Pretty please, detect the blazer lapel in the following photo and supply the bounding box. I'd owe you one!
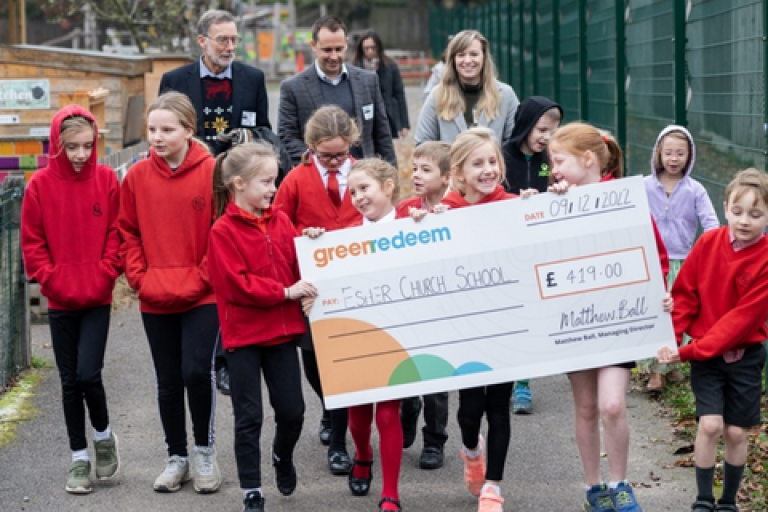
[231,62,245,129]
[453,112,468,133]
[349,68,366,128]
[188,62,205,134]
[303,70,326,112]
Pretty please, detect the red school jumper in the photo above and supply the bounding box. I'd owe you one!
[671,228,768,362]
[21,105,121,310]
[207,202,306,350]
[118,141,216,313]
[273,159,362,232]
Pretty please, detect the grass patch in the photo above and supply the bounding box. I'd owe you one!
[30,356,50,369]
[0,372,42,449]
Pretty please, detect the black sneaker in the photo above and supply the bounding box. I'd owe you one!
[216,367,231,395]
[272,453,297,496]
[242,490,265,512]
[419,445,444,469]
[318,418,331,446]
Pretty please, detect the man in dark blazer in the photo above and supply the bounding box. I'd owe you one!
[159,9,271,155]
[277,15,397,167]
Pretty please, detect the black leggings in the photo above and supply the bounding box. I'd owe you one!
[142,304,218,457]
[458,382,514,482]
[227,341,304,489]
[49,306,111,452]
[301,347,348,452]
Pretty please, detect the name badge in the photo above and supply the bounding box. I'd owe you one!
[241,111,257,127]
[362,104,374,121]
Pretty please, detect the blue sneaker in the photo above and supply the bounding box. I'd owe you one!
[584,484,616,512]
[512,382,533,414]
[612,481,643,511]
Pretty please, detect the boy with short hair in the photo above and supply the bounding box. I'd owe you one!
[502,96,563,414]
[396,141,452,469]
[657,168,768,512]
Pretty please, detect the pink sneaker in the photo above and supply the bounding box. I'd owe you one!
[478,487,504,512]
[459,435,486,497]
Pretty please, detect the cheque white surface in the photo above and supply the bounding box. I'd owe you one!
[295,176,674,409]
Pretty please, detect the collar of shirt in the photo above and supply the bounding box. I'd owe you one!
[729,229,765,251]
[363,207,396,225]
[200,58,233,80]
[314,156,352,199]
[314,61,349,85]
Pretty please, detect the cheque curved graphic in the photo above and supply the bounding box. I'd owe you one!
[311,318,495,396]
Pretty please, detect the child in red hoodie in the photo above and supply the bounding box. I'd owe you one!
[438,128,516,512]
[207,141,317,512]
[657,168,768,512]
[273,105,361,476]
[303,158,409,512]
[118,92,220,495]
[21,106,121,495]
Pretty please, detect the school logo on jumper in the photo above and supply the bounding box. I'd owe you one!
[538,164,550,177]
[313,227,452,268]
[92,203,102,216]
[191,196,206,211]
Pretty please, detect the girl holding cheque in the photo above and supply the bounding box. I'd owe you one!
[303,158,414,512]
[546,122,672,512]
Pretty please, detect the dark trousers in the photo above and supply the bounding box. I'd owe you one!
[300,347,348,452]
[458,382,514,481]
[142,304,218,457]
[227,341,305,489]
[49,305,111,452]
[400,393,449,447]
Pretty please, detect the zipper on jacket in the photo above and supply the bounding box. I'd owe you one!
[526,159,532,189]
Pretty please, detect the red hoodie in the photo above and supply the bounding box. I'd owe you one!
[207,202,306,349]
[21,106,121,310]
[118,140,216,313]
[273,158,362,232]
[441,184,517,209]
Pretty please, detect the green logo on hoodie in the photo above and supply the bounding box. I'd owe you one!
[539,164,550,177]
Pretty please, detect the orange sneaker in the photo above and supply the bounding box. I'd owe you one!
[460,435,486,497]
[478,487,504,512]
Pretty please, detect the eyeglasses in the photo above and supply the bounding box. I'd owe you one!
[315,151,349,163]
[204,34,242,46]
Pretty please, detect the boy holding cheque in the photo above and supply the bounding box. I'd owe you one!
[657,168,768,512]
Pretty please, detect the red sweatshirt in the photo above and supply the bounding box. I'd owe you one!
[395,196,424,218]
[672,227,768,362]
[118,141,216,313]
[207,203,306,350]
[273,159,361,232]
[441,184,517,209]
[21,106,120,310]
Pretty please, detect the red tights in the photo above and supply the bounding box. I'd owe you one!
[348,400,402,509]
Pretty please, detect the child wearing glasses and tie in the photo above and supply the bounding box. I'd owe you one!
[273,105,361,477]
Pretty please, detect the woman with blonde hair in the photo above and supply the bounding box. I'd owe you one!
[414,30,519,145]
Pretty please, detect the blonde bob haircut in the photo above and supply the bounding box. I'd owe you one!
[349,158,400,204]
[436,30,501,123]
[449,127,505,195]
[724,167,768,208]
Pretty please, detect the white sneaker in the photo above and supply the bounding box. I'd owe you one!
[153,455,190,492]
[193,445,221,494]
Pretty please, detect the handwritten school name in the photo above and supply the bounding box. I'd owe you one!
[328,264,512,309]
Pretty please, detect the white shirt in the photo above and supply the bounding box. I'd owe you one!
[363,207,396,225]
[313,156,352,200]
[314,61,349,86]
[199,58,233,79]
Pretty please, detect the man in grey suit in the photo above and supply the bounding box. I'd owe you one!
[277,15,397,167]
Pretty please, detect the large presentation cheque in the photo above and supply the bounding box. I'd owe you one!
[295,176,674,409]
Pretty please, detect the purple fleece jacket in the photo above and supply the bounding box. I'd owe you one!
[644,125,719,259]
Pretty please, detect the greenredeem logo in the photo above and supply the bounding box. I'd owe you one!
[313,227,452,268]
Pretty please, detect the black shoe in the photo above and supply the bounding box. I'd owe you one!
[242,490,265,512]
[419,445,444,469]
[379,497,402,511]
[272,453,297,496]
[400,398,422,449]
[328,450,352,475]
[348,459,373,496]
[318,419,331,446]
[216,367,230,395]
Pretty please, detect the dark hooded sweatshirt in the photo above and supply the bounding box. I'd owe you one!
[502,96,563,193]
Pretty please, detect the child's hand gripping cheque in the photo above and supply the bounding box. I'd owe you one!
[408,204,451,222]
[656,292,678,364]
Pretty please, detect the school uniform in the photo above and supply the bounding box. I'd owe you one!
[207,202,306,489]
[21,105,120,452]
[118,140,218,456]
[440,184,517,482]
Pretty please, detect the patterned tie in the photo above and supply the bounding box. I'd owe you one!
[327,170,341,208]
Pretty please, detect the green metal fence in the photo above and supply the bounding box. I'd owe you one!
[429,0,767,221]
[0,176,28,389]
